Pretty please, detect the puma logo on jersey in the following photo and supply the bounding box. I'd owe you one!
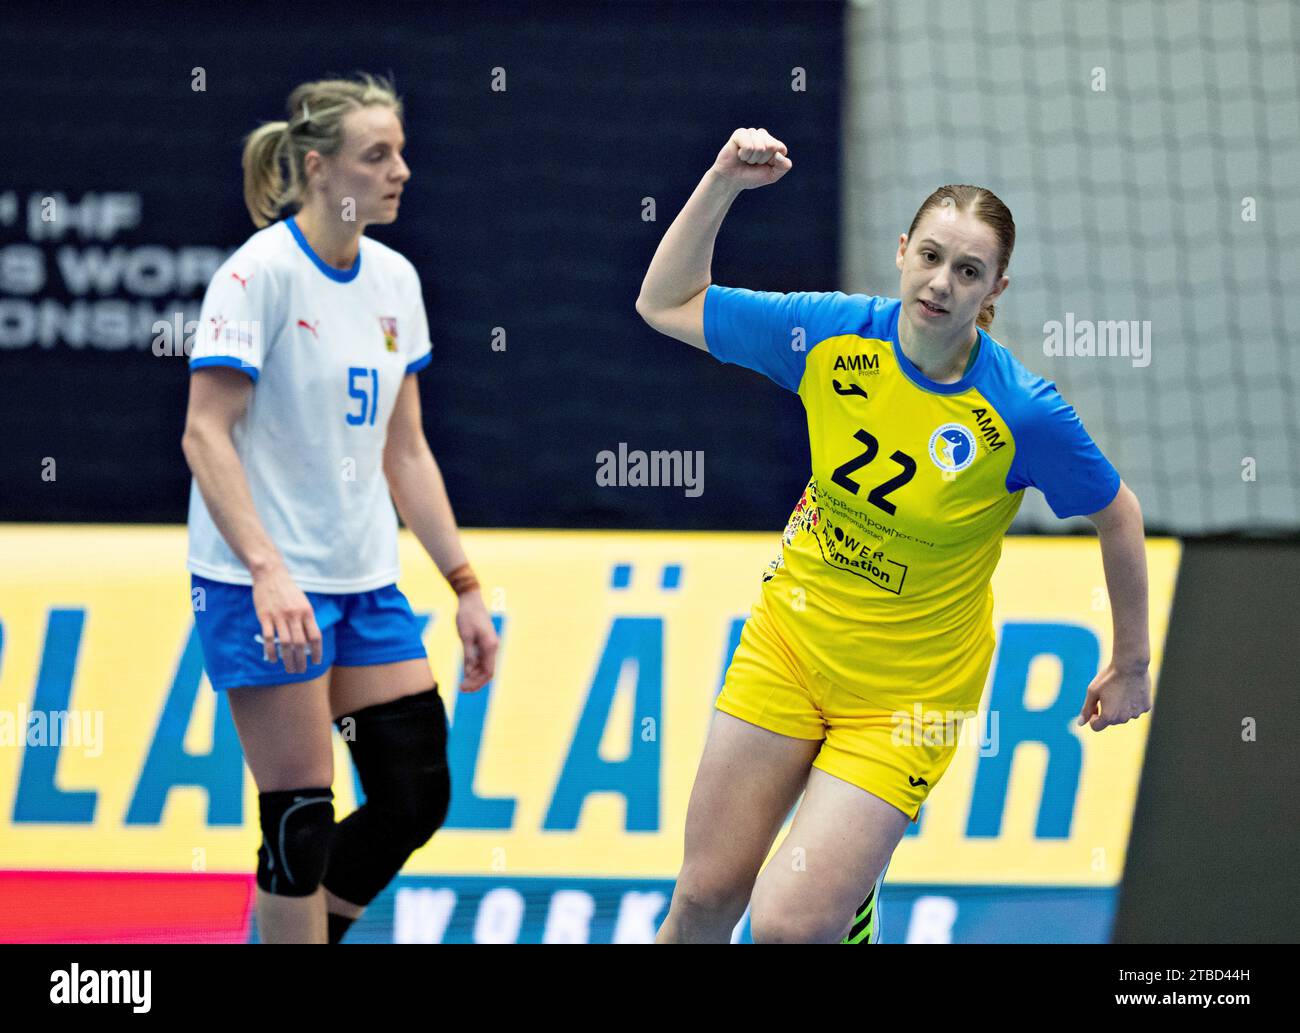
[296,319,319,338]
[230,271,251,290]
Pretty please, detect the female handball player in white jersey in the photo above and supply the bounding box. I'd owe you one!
[182,75,498,944]
[638,128,1153,944]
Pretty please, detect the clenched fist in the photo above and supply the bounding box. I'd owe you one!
[712,127,793,189]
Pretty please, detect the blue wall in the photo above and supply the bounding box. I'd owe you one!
[0,1,843,530]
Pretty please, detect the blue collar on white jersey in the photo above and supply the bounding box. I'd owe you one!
[285,215,362,283]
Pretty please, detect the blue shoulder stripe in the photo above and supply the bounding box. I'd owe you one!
[190,356,259,382]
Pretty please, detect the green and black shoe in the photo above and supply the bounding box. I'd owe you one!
[841,860,890,944]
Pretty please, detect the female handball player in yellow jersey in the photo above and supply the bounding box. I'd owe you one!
[637,128,1153,944]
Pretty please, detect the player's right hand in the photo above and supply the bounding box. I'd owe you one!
[712,127,793,188]
[251,565,323,676]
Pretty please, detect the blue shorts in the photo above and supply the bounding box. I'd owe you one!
[191,573,428,692]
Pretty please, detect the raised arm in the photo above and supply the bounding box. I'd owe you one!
[635,128,792,350]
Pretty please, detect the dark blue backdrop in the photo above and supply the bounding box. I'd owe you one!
[0,0,843,530]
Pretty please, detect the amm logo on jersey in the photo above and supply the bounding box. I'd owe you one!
[832,353,881,375]
[968,408,1008,452]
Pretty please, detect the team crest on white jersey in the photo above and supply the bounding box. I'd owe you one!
[379,316,398,352]
[928,423,976,472]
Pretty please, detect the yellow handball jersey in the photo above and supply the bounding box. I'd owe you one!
[704,286,1121,711]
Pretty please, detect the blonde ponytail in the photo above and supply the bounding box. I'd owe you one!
[238,73,402,228]
[242,120,291,228]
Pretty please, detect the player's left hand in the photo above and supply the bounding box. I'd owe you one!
[455,592,499,693]
[1077,661,1152,732]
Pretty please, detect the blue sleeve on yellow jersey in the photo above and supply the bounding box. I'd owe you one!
[985,366,1121,518]
[703,286,884,392]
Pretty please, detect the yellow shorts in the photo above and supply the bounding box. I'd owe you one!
[716,596,974,823]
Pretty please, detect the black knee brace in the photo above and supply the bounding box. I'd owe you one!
[323,686,451,907]
[256,788,336,897]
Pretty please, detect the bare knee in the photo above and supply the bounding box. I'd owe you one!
[668,866,752,929]
[749,890,849,944]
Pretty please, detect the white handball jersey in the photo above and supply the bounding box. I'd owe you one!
[186,216,433,592]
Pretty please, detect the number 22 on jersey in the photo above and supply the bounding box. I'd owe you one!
[831,427,917,516]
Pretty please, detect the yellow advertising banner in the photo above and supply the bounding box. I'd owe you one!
[0,527,1179,887]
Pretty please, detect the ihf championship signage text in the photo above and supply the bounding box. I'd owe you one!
[0,528,1180,943]
[0,191,226,352]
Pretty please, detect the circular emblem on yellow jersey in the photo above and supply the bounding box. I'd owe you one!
[928,423,976,472]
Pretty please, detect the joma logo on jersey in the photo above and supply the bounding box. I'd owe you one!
[379,316,398,352]
[833,354,880,374]
[969,407,1008,451]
